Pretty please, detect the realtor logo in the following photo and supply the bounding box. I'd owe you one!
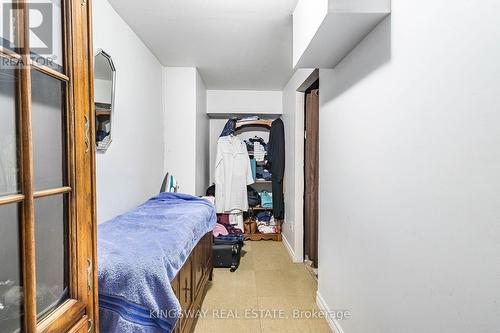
[2,2,53,54]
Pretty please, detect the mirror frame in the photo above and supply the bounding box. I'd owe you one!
[94,48,116,153]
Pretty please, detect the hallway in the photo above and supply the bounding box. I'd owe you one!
[194,241,331,333]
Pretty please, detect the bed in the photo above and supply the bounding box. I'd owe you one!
[98,192,216,333]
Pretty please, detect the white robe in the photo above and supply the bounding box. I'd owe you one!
[215,135,254,213]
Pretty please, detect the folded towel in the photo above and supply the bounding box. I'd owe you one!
[98,192,217,333]
[257,225,278,234]
[260,191,273,208]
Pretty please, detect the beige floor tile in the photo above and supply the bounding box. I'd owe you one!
[251,252,301,272]
[208,269,257,297]
[257,295,332,332]
[195,240,328,332]
[194,318,262,333]
[243,240,253,251]
[260,318,332,333]
[237,249,255,270]
[201,294,259,319]
[250,241,287,255]
[257,295,319,314]
[255,269,317,297]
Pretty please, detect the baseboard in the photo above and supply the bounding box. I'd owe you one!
[316,291,346,333]
[282,233,302,263]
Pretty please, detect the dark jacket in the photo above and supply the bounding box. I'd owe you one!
[268,118,285,178]
[268,118,285,219]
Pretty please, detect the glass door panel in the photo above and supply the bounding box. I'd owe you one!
[34,194,69,319]
[0,30,23,333]
[0,203,23,333]
[0,59,20,196]
[28,0,64,72]
[0,0,20,52]
[31,69,67,191]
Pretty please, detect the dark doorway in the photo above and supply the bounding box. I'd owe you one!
[303,79,319,269]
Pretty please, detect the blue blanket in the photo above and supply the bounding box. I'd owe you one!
[98,192,217,333]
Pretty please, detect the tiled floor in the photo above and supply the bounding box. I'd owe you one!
[194,241,331,333]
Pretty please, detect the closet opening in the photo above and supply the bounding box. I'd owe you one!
[210,116,285,243]
[303,78,320,274]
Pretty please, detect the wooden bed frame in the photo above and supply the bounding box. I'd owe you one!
[170,233,213,333]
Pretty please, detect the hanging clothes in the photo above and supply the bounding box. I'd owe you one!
[219,118,237,137]
[268,118,285,219]
[253,141,266,162]
[250,158,257,181]
[229,210,245,232]
[215,135,254,213]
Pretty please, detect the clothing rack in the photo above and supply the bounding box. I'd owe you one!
[234,119,273,131]
[234,118,282,241]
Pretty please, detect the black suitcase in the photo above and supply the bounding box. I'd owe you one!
[213,240,243,272]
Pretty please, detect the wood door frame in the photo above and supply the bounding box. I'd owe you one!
[278,71,321,267]
[286,69,319,265]
[67,0,99,331]
[303,80,320,269]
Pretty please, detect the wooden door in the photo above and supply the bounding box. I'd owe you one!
[304,89,319,268]
[0,0,97,332]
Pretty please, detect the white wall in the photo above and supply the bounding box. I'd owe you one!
[317,1,500,332]
[281,69,314,262]
[163,67,197,194]
[163,67,209,195]
[293,0,328,67]
[293,0,390,69]
[207,90,283,116]
[93,0,164,223]
[195,71,210,195]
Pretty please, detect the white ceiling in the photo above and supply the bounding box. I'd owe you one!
[107,0,299,90]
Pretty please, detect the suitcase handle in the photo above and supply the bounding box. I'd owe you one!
[230,245,239,272]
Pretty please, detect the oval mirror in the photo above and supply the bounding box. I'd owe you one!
[94,49,115,152]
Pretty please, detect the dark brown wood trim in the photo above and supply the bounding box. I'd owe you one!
[16,0,37,331]
[0,47,22,60]
[36,299,86,333]
[172,233,213,333]
[254,180,272,184]
[0,194,25,205]
[33,187,72,199]
[244,232,282,241]
[31,62,70,82]
[86,0,100,329]
[95,109,110,116]
[235,119,273,130]
[304,88,320,268]
[66,316,88,333]
[66,0,98,331]
[61,0,78,308]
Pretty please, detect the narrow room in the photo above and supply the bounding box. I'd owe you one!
[0,0,499,333]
